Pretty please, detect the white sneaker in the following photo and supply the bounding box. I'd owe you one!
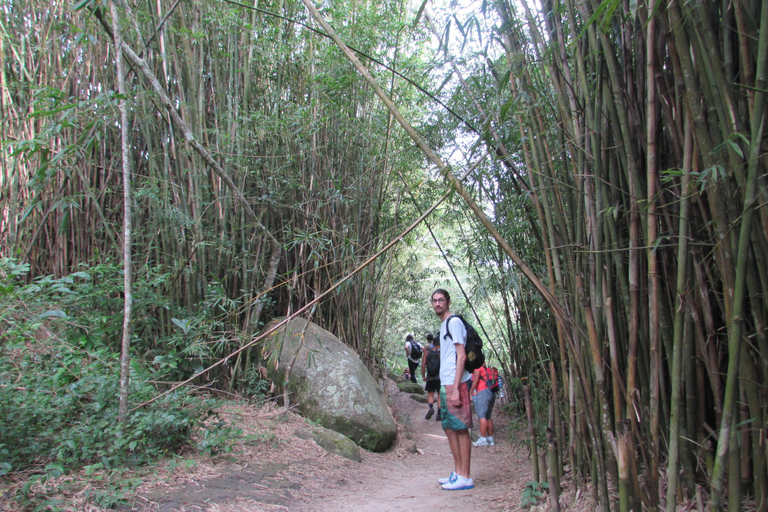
[442,475,474,491]
[487,436,495,446]
[473,437,488,447]
[438,472,457,485]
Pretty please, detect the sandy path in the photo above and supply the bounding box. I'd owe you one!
[296,378,534,512]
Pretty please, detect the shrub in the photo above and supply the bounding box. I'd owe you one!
[0,259,230,476]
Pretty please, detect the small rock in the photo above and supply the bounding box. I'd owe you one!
[306,425,362,463]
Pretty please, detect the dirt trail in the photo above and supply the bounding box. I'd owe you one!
[299,378,533,512]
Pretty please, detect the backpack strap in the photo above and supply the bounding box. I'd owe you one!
[443,314,459,343]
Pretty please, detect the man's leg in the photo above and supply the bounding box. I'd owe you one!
[479,418,489,437]
[408,360,418,383]
[456,428,472,478]
[486,395,496,442]
[445,428,462,473]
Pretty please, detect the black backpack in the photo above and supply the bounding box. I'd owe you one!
[410,341,423,360]
[426,349,441,377]
[444,314,485,372]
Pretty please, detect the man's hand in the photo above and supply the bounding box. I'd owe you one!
[451,387,462,406]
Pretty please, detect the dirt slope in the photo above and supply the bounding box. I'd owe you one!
[2,377,569,511]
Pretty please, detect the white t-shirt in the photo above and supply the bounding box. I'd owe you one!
[439,316,472,386]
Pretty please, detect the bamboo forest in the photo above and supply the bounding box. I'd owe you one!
[1,0,766,510]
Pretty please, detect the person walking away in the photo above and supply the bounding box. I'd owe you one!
[404,334,421,384]
[422,333,441,421]
[470,364,496,446]
[431,289,473,491]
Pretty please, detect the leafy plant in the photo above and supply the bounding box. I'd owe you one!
[241,366,272,400]
[0,261,243,509]
[521,480,549,507]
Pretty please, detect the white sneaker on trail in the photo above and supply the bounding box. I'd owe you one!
[442,475,474,491]
[473,437,488,447]
[487,437,495,446]
[438,472,457,485]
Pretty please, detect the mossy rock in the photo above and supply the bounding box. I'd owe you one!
[295,426,361,462]
[265,318,397,452]
[409,393,429,403]
[397,381,425,395]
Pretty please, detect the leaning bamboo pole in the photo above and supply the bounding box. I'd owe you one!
[298,0,574,338]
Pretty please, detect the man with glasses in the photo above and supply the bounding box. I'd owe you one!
[431,289,474,491]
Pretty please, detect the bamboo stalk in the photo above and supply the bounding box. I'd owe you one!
[547,425,561,512]
[525,383,540,483]
[666,117,693,512]
[109,0,133,424]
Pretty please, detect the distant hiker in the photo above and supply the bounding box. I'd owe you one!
[432,289,473,491]
[422,333,441,421]
[404,334,422,384]
[470,364,497,447]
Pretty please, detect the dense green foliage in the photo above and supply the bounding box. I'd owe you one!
[0,260,240,481]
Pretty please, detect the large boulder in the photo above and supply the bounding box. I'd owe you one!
[264,318,396,452]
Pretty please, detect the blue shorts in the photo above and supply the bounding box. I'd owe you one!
[474,388,496,419]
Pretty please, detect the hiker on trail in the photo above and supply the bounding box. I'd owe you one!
[470,364,496,447]
[421,333,441,421]
[404,334,422,384]
[431,289,474,491]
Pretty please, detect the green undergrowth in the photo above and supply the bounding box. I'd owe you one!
[0,259,245,509]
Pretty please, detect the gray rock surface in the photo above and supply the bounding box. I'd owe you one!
[265,318,396,452]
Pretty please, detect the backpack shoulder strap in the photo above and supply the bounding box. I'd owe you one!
[444,314,458,342]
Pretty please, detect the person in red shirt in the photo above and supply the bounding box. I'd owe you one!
[469,364,496,446]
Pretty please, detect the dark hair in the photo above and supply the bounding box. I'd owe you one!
[406,334,414,341]
[426,333,434,341]
[432,334,441,346]
[432,289,451,302]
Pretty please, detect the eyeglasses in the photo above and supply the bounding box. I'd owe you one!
[431,298,447,304]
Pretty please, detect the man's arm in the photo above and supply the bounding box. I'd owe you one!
[451,342,467,405]
[422,349,428,381]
